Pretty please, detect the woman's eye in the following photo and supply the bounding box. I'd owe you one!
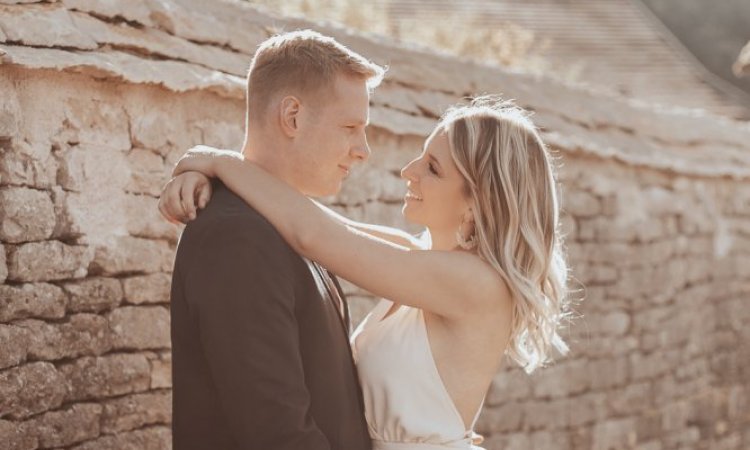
[428,163,438,175]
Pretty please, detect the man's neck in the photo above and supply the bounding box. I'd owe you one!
[242,134,303,194]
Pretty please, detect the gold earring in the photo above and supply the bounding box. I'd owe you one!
[456,220,477,250]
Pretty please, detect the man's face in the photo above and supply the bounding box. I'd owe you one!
[290,75,371,197]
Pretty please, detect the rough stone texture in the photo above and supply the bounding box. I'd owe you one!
[122,273,171,305]
[62,277,123,313]
[24,403,102,448]
[108,306,170,350]
[18,314,112,361]
[0,1,748,449]
[6,240,92,282]
[0,283,66,322]
[0,362,67,420]
[0,186,55,243]
[0,419,37,450]
[59,354,151,402]
[90,236,174,275]
[0,324,29,369]
[100,391,171,433]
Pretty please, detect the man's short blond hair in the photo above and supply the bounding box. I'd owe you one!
[246,30,385,124]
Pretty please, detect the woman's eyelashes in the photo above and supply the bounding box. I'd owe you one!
[428,162,439,176]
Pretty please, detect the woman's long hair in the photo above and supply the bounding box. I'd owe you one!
[442,96,573,374]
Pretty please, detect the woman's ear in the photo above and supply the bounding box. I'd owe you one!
[279,95,301,138]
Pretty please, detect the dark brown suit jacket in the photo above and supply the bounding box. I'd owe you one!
[170,181,371,450]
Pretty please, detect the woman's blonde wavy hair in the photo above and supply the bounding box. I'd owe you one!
[440,96,572,374]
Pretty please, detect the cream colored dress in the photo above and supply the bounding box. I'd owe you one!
[351,299,485,450]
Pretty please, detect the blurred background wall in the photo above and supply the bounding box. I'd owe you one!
[0,0,749,449]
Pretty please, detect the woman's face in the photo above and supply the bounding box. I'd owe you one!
[400,128,471,234]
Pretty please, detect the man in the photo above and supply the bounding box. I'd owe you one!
[160,30,384,449]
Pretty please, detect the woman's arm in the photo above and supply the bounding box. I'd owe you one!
[173,149,506,320]
[158,170,427,250]
[312,201,427,250]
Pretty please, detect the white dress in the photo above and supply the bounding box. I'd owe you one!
[351,299,485,450]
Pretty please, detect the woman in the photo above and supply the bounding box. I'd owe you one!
[160,97,572,449]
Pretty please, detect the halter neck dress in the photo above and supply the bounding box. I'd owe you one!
[351,299,485,450]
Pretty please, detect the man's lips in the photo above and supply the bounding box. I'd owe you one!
[338,165,350,175]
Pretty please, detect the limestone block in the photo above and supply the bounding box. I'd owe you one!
[6,241,92,282]
[370,105,434,137]
[0,324,30,369]
[61,0,153,27]
[367,133,422,173]
[149,352,171,389]
[91,236,173,275]
[19,314,112,361]
[588,357,629,390]
[523,396,572,430]
[0,140,58,189]
[474,401,523,434]
[146,0,232,47]
[566,392,609,428]
[0,282,66,321]
[486,368,532,404]
[62,97,131,151]
[125,148,168,196]
[629,349,680,381]
[601,310,631,336]
[0,243,6,283]
[58,144,131,193]
[591,417,638,450]
[0,74,19,139]
[25,403,102,448]
[61,277,123,313]
[0,419,37,450]
[125,194,179,241]
[122,273,171,305]
[100,391,170,433]
[372,83,422,115]
[68,426,171,450]
[192,119,245,150]
[579,335,639,358]
[481,433,529,450]
[0,186,55,243]
[129,108,183,154]
[531,359,590,398]
[108,306,170,350]
[0,362,67,419]
[56,190,129,242]
[336,166,385,205]
[0,45,245,101]
[0,4,97,49]
[562,190,602,217]
[59,353,151,402]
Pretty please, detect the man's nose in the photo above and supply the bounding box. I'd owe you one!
[352,136,371,161]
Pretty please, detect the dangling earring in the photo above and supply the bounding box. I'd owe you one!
[456,219,477,250]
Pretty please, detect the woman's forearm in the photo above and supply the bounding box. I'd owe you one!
[312,201,425,250]
[215,157,341,257]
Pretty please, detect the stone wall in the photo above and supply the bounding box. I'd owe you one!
[0,1,749,449]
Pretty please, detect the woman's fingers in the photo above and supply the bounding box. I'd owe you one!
[197,181,212,209]
[158,179,185,225]
[180,176,199,221]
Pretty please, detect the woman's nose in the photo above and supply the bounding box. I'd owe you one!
[401,160,417,181]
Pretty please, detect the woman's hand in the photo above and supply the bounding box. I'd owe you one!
[172,145,244,178]
[158,171,213,224]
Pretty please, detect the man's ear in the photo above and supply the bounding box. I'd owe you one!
[279,95,301,138]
